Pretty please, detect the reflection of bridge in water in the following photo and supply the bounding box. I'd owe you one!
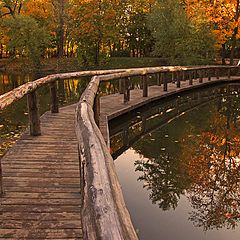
[110,84,240,159]
[1,66,240,239]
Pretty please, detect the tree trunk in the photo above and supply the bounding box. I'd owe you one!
[221,44,226,65]
[230,0,240,65]
[57,0,64,58]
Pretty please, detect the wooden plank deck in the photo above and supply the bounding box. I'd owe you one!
[0,105,82,239]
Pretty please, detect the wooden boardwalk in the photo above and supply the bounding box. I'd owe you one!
[0,105,82,239]
[1,74,240,239]
[100,76,240,142]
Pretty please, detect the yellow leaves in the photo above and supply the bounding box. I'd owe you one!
[186,0,240,45]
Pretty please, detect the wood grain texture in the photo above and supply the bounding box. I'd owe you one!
[1,104,82,239]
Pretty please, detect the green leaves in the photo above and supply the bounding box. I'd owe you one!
[148,0,216,65]
[3,15,50,67]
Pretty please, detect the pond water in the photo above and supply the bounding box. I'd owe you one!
[110,83,240,240]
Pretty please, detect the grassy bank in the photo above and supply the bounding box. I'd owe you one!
[0,57,167,74]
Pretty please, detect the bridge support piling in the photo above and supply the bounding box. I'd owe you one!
[50,82,59,113]
[27,91,41,136]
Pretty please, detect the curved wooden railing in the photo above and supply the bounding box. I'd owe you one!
[1,65,240,239]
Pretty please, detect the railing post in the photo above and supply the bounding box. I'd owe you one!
[163,72,168,91]
[143,74,148,97]
[27,91,41,136]
[50,82,59,113]
[171,71,175,83]
[182,70,186,81]
[189,71,193,85]
[157,73,161,86]
[119,79,124,94]
[199,70,203,83]
[93,91,100,127]
[194,70,197,80]
[215,68,219,80]
[124,77,130,103]
[228,68,231,79]
[176,71,181,88]
[208,68,211,81]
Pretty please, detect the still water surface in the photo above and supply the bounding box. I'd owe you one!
[110,84,240,240]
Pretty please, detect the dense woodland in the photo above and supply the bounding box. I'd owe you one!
[1,0,240,67]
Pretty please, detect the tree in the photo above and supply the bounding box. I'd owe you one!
[3,15,50,67]
[148,0,216,65]
[186,0,240,65]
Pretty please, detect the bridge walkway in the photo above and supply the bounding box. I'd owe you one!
[0,105,82,239]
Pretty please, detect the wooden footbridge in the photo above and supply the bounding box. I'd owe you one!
[0,66,240,239]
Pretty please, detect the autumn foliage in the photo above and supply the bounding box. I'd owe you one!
[1,0,240,65]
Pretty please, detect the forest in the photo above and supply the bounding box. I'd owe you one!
[0,0,240,68]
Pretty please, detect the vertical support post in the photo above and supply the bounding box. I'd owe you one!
[228,68,231,79]
[163,72,168,91]
[171,72,175,83]
[215,68,219,79]
[93,92,100,127]
[182,70,186,81]
[176,71,181,88]
[208,69,211,81]
[199,70,203,83]
[119,79,124,94]
[27,91,41,136]
[50,82,59,113]
[194,70,197,80]
[189,71,193,85]
[157,73,161,86]
[143,74,148,97]
[124,77,130,103]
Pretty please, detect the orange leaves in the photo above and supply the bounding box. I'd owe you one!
[185,0,240,46]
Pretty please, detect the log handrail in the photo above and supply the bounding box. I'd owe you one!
[75,65,240,239]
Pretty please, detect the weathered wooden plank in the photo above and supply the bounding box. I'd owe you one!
[0,220,82,229]
[1,212,81,221]
[3,192,80,199]
[1,104,82,240]
[0,229,82,239]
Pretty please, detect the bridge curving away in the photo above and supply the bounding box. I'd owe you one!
[1,65,240,239]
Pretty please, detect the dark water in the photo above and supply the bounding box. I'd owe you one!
[110,83,240,240]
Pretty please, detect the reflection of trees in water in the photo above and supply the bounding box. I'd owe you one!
[134,92,240,231]
[135,153,190,210]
